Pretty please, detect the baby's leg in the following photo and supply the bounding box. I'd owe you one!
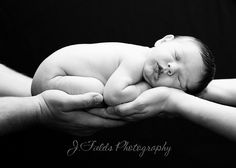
[47,76,104,95]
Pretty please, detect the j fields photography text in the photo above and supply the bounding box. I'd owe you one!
[67,139,171,158]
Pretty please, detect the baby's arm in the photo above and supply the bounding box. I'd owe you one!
[104,58,151,106]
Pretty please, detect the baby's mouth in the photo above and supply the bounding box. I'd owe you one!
[154,63,161,80]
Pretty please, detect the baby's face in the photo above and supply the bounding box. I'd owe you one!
[143,38,204,91]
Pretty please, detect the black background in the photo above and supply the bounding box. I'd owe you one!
[0,0,236,167]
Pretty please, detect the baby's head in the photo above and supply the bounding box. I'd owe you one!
[143,34,216,94]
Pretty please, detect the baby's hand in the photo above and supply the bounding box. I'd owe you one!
[136,81,152,94]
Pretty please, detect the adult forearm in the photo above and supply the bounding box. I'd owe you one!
[200,79,236,107]
[170,92,236,141]
[0,96,40,134]
[0,64,32,97]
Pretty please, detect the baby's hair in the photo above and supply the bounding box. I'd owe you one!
[174,36,216,94]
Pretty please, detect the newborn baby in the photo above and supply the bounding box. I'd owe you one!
[31,35,215,106]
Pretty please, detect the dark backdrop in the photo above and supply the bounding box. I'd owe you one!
[0,0,236,166]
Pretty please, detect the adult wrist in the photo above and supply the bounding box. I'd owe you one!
[16,96,43,127]
[30,95,44,124]
[33,94,51,125]
[164,90,187,115]
[0,96,42,134]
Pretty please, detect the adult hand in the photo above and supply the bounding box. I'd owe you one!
[36,90,126,136]
[106,87,183,121]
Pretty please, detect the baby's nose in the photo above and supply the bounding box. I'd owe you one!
[162,63,175,75]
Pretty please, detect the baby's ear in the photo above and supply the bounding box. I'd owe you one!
[154,34,175,47]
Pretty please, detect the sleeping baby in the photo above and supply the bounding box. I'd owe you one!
[31,35,215,106]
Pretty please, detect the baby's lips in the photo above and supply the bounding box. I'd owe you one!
[153,65,160,80]
[154,62,160,73]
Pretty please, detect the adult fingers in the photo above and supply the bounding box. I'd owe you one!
[106,98,146,117]
[87,108,122,120]
[68,111,127,128]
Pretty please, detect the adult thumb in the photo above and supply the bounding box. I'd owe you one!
[64,92,103,111]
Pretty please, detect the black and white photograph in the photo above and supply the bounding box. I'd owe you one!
[0,0,236,167]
